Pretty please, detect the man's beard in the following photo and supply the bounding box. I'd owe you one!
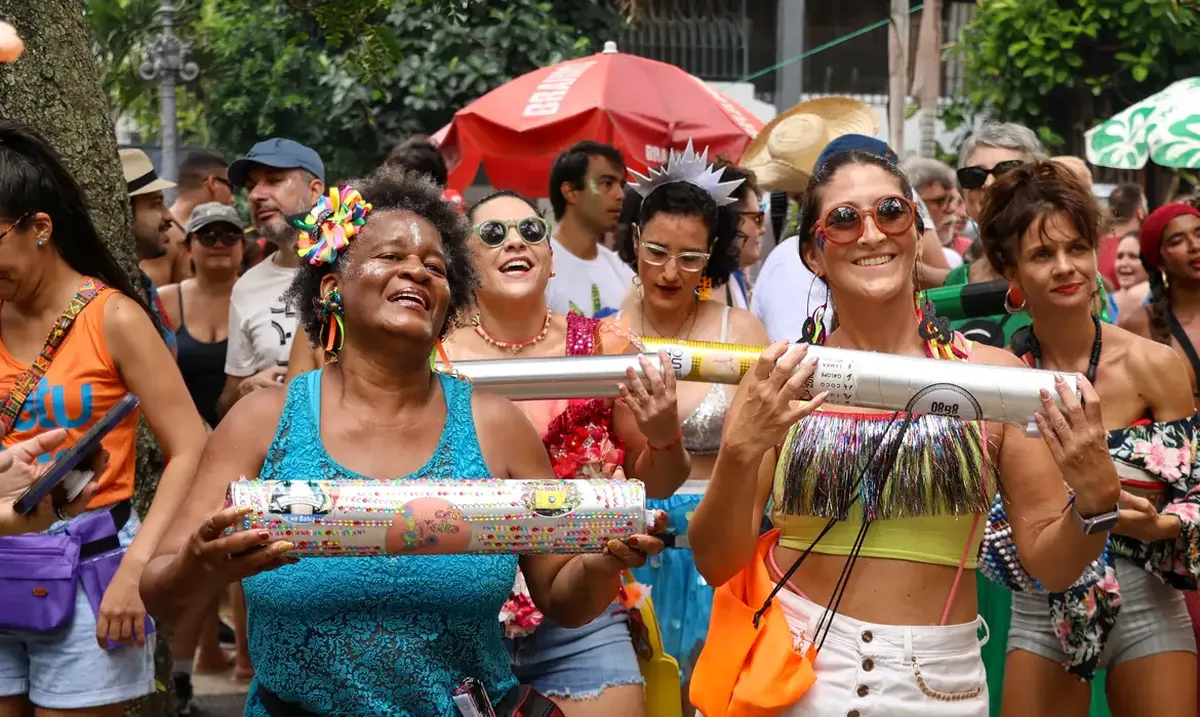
[258,218,295,249]
[134,229,168,260]
[255,201,303,249]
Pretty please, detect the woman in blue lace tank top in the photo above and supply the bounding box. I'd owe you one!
[140,167,667,717]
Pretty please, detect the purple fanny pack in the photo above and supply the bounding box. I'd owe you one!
[0,532,80,632]
[0,501,152,642]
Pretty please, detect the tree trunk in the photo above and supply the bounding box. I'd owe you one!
[0,2,173,715]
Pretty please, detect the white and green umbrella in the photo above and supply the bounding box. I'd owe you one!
[1086,77,1200,169]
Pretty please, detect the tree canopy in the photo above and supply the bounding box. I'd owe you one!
[945,0,1200,152]
[89,0,627,180]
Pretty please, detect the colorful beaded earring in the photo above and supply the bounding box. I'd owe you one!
[314,287,345,354]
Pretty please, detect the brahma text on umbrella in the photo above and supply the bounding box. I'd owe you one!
[523,61,598,117]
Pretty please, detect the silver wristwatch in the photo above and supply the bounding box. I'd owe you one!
[1072,503,1119,535]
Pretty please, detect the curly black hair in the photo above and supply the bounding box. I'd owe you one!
[616,181,739,285]
[796,150,923,274]
[285,165,477,345]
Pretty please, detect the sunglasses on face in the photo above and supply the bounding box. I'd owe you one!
[472,217,549,247]
[956,160,1024,190]
[190,229,243,247]
[816,195,916,246]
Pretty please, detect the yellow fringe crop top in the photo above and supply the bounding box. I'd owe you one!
[771,408,996,569]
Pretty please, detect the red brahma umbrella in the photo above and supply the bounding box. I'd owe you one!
[432,42,764,197]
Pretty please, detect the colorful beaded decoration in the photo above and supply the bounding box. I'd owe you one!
[0,278,104,436]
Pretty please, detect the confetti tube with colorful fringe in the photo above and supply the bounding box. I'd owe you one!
[227,478,652,557]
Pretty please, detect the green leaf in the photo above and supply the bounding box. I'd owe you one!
[1132,64,1150,82]
[1008,41,1029,56]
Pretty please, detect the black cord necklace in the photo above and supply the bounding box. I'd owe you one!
[1028,314,1103,383]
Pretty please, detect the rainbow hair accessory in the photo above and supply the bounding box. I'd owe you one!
[293,185,373,266]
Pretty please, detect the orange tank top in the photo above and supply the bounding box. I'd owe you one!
[0,283,140,508]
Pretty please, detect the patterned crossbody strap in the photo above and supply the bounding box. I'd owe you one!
[0,278,105,437]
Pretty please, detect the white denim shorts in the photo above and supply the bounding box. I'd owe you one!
[773,589,990,717]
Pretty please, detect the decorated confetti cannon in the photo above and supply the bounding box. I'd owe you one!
[226,478,654,557]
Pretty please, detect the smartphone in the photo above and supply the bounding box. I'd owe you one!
[13,394,140,516]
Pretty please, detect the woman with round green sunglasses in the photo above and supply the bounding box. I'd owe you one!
[442,189,689,717]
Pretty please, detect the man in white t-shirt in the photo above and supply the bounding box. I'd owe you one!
[215,138,325,418]
[544,141,633,318]
[751,235,830,343]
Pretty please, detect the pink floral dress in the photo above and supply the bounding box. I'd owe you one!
[499,313,626,637]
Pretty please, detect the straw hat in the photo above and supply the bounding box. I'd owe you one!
[741,97,879,194]
[120,149,176,197]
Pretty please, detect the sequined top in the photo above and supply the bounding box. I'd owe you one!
[542,313,625,478]
[680,306,733,455]
[772,410,993,567]
[771,333,994,568]
[242,371,518,716]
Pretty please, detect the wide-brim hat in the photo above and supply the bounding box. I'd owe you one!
[741,97,879,194]
[120,148,176,197]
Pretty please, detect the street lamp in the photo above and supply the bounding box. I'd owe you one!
[138,0,198,202]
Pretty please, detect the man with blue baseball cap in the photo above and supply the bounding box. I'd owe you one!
[217,138,325,419]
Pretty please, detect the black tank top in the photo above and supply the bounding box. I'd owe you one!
[175,287,228,427]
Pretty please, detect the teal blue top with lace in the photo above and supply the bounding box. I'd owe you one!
[241,370,519,717]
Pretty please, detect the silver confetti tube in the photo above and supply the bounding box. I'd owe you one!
[798,344,1076,425]
[442,340,1076,426]
[439,354,646,400]
[644,338,1078,425]
[227,478,651,557]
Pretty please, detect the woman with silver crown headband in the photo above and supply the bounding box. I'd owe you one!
[436,189,690,717]
[614,141,770,711]
[687,149,1121,716]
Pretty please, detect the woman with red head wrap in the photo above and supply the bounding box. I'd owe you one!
[1120,202,1200,403]
[1120,201,1200,717]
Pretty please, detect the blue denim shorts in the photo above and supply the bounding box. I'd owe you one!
[506,603,643,699]
[0,509,156,709]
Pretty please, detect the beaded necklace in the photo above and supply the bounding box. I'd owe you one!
[473,310,552,354]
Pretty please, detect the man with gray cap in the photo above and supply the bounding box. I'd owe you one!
[216,138,325,418]
[157,200,248,713]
